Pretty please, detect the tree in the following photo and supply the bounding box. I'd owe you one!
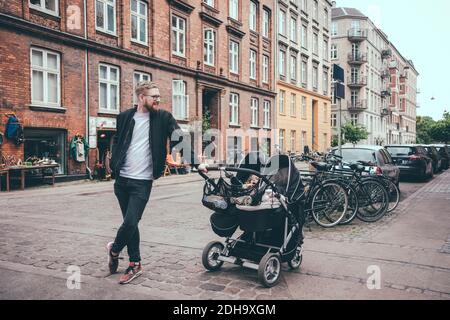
[342,123,369,146]
[430,111,450,144]
[416,116,435,144]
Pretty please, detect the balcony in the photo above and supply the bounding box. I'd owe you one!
[347,28,368,42]
[347,100,368,112]
[347,53,367,65]
[347,76,367,88]
[381,108,390,117]
[381,89,392,98]
[380,69,390,79]
[381,48,392,59]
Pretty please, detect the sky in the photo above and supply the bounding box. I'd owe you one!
[336,0,450,120]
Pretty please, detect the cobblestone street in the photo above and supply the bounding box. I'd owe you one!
[0,172,449,300]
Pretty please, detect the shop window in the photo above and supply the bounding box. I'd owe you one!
[24,128,66,174]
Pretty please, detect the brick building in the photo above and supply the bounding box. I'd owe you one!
[0,0,277,180]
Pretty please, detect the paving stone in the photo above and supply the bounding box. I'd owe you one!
[223,287,241,295]
[405,287,424,294]
[390,284,407,290]
[199,283,226,292]
[179,287,202,296]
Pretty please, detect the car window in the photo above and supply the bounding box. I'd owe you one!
[382,149,393,164]
[334,149,377,164]
[376,151,385,165]
[385,147,414,156]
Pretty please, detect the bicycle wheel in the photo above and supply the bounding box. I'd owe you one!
[384,179,400,213]
[339,183,359,225]
[311,182,348,228]
[356,179,389,222]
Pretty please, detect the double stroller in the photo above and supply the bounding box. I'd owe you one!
[198,153,306,287]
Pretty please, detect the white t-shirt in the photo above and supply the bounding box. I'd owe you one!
[120,112,153,180]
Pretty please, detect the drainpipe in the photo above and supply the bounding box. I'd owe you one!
[84,0,91,179]
[273,0,279,155]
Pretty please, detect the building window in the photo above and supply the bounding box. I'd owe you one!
[204,29,215,66]
[290,16,297,43]
[229,40,239,74]
[250,1,257,32]
[323,39,328,61]
[279,49,286,77]
[172,80,188,120]
[251,98,259,127]
[229,93,239,125]
[313,65,318,90]
[96,0,116,34]
[301,59,307,86]
[229,0,238,20]
[29,0,59,16]
[131,0,147,44]
[324,8,329,29]
[302,0,307,13]
[331,113,337,127]
[99,64,120,113]
[301,96,307,119]
[31,48,60,107]
[331,44,337,59]
[290,93,297,117]
[301,25,308,49]
[323,103,328,123]
[290,55,297,82]
[313,0,318,21]
[278,9,286,36]
[313,32,319,55]
[262,55,269,84]
[331,22,337,36]
[323,69,329,95]
[203,0,214,7]
[250,50,257,80]
[172,15,186,57]
[351,114,358,126]
[262,9,270,38]
[290,130,296,153]
[133,72,151,105]
[263,100,270,129]
[279,129,285,152]
[279,90,285,114]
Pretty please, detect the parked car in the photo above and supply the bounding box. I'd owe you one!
[385,145,433,181]
[433,144,450,170]
[424,145,442,173]
[331,145,400,186]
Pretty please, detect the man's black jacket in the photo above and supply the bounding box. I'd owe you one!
[110,107,195,180]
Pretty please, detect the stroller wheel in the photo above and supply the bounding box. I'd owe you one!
[288,247,303,270]
[202,241,224,272]
[258,253,282,288]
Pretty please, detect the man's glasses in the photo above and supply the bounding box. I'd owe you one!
[142,95,160,100]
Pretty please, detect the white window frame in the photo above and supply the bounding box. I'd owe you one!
[290,93,297,117]
[263,100,271,129]
[279,129,285,152]
[229,40,239,74]
[172,80,189,120]
[290,55,297,81]
[313,65,318,90]
[262,55,269,84]
[331,22,338,36]
[279,49,286,77]
[131,0,148,45]
[29,0,59,16]
[331,44,338,59]
[229,0,238,20]
[323,39,328,61]
[133,71,151,106]
[279,9,286,36]
[331,114,337,127]
[204,28,216,66]
[249,1,257,32]
[250,50,257,80]
[203,0,214,7]
[290,16,297,43]
[95,0,116,35]
[229,93,239,125]
[301,25,308,49]
[98,63,120,114]
[290,130,296,152]
[301,96,307,120]
[313,32,319,55]
[279,90,285,114]
[251,98,259,127]
[30,47,61,107]
[262,9,270,38]
[172,15,186,57]
[301,60,307,86]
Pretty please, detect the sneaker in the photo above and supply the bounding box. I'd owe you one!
[119,262,143,285]
[106,242,122,274]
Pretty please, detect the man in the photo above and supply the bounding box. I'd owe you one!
[107,81,194,284]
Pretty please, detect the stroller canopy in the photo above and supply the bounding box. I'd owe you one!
[261,154,304,202]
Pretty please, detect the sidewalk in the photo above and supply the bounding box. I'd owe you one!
[0,169,449,300]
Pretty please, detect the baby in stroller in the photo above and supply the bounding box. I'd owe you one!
[198,152,306,287]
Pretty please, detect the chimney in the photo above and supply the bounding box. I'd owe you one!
[332,1,336,7]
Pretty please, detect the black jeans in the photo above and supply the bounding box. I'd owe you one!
[112,176,153,263]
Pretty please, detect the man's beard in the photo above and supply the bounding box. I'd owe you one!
[144,101,156,112]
